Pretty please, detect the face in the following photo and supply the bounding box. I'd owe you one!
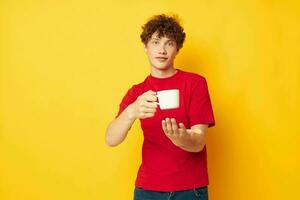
[144,32,178,71]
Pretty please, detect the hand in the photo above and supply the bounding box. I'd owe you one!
[162,118,203,148]
[127,90,158,120]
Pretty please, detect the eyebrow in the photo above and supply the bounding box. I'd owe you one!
[151,37,175,42]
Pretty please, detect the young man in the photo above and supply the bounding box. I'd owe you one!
[105,14,215,200]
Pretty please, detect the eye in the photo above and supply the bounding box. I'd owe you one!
[167,42,174,46]
[152,40,159,44]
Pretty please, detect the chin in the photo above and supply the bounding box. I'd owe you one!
[154,66,169,71]
[153,63,170,70]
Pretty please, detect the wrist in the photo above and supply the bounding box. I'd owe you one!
[125,104,137,121]
[179,145,203,153]
[172,136,204,152]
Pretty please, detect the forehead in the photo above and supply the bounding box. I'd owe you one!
[150,32,175,41]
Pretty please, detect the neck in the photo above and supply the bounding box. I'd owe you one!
[151,67,177,78]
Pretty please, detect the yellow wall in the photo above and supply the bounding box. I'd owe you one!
[1,1,299,199]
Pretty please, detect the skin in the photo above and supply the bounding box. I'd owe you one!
[144,31,179,78]
[105,31,208,152]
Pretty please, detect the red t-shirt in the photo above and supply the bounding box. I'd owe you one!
[116,69,215,191]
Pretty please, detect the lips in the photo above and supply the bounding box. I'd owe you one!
[155,57,168,61]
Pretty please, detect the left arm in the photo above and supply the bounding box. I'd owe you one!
[162,118,208,153]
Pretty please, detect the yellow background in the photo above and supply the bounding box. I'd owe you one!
[1,0,299,199]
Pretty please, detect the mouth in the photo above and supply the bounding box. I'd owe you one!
[155,57,168,62]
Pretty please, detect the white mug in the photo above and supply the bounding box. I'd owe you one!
[156,89,179,110]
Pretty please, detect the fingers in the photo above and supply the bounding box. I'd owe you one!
[166,118,172,134]
[162,119,167,133]
[135,90,158,119]
[145,90,156,95]
[137,104,157,119]
[178,123,186,134]
[144,94,157,102]
[139,107,156,113]
[171,118,179,134]
[142,101,158,109]
[140,100,157,115]
[162,118,181,135]
[143,90,157,102]
[140,112,155,119]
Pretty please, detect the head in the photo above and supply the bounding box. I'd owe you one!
[140,14,186,70]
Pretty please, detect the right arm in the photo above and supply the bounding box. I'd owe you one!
[105,90,157,147]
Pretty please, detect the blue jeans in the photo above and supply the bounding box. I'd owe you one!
[134,186,208,200]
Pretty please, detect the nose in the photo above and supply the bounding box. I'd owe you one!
[158,44,167,55]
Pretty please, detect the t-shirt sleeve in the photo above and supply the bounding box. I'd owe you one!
[189,77,215,127]
[115,85,138,118]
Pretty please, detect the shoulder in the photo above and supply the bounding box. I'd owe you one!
[125,78,148,96]
[179,69,207,84]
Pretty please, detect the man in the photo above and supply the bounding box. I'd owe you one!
[105,14,215,200]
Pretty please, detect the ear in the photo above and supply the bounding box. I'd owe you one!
[144,45,147,53]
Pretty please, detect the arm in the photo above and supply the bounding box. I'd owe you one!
[169,77,214,152]
[162,118,208,152]
[105,105,136,147]
[105,90,157,147]
[178,124,208,152]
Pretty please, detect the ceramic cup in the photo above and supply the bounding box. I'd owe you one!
[156,89,179,110]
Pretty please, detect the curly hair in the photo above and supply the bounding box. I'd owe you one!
[140,14,186,51]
